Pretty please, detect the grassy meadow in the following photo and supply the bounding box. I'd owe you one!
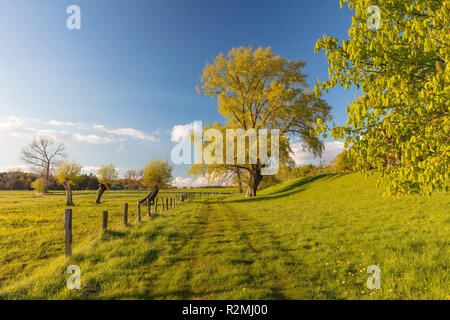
[0,188,234,289]
[0,173,448,299]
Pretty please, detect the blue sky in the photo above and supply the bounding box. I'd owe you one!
[0,0,358,186]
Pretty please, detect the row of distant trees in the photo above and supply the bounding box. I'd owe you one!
[0,136,147,191]
[0,169,150,192]
[2,135,357,196]
[0,170,99,191]
[5,136,173,206]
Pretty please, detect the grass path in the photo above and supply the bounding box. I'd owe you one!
[148,202,299,299]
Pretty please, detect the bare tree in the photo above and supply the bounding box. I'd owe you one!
[20,136,65,181]
[4,168,23,190]
[125,169,143,190]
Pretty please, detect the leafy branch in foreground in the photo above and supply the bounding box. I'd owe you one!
[315,0,449,196]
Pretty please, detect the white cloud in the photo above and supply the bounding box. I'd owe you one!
[93,125,158,142]
[47,120,82,128]
[74,134,112,144]
[291,141,345,166]
[0,116,159,146]
[81,166,101,174]
[172,176,193,188]
[82,166,130,177]
[171,175,232,188]
[171,122,195,142]
[0,165,29,172]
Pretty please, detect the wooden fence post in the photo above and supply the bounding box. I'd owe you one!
[137,201,141,222]
[166,198,169,211]
[147,199,151,217]
[123,203,128,226]
[154,198,158,214]
[170,197,172,209]
[64,209,72,258]
[102,211,108,230]
[161,197,165,211]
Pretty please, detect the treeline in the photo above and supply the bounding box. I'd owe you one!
[0,170,157,191]
[0,171,101,191]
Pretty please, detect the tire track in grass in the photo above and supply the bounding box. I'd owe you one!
[149,200,304,299]
[147,202,233,299]
[219,202,306,299]
[177,201,272,299]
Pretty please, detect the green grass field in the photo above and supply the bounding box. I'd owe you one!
[0,174,448,299]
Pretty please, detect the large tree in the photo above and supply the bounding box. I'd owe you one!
[139,159,173,204]
[188,122,295,196]
[20,136,65,182]
[55,160,82,206]
[193,47,332,197]
[314,0,449,196]
[95,164,118,204]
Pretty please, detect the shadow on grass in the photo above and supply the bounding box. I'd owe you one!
[107,286,289,300]
[211,174,346,204]
[100,230,127,240]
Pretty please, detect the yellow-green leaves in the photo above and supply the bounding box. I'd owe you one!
[315,0,450,196]
[194,47,333,189]
[55,160,82,186]
[97,164,118,188]
[142,159,173,189]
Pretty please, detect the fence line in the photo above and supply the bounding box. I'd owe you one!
[63,191,216,256]
[0,191,238,254]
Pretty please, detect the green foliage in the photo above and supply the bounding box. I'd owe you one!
[194,46,332,195]
[96,164,118,188]
[276,163,326,180]
[188,122,294,180]
[257,174,281,190]
[142,159,173,189]
[54,160,82,186]
[329,149,356,173]
[31,178,48,193]
[314,0,449,196]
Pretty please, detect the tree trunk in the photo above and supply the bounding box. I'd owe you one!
[140,187,160,204]
[236,170,243,193]
[96,183,107,204]
[45,164,50,182]
[246,168,263,198]
[64,182,74,206]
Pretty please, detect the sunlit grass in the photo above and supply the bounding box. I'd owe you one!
[0,188,233,288]
[0,174,448,299]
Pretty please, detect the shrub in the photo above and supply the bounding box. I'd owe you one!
[31,178,48,193]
